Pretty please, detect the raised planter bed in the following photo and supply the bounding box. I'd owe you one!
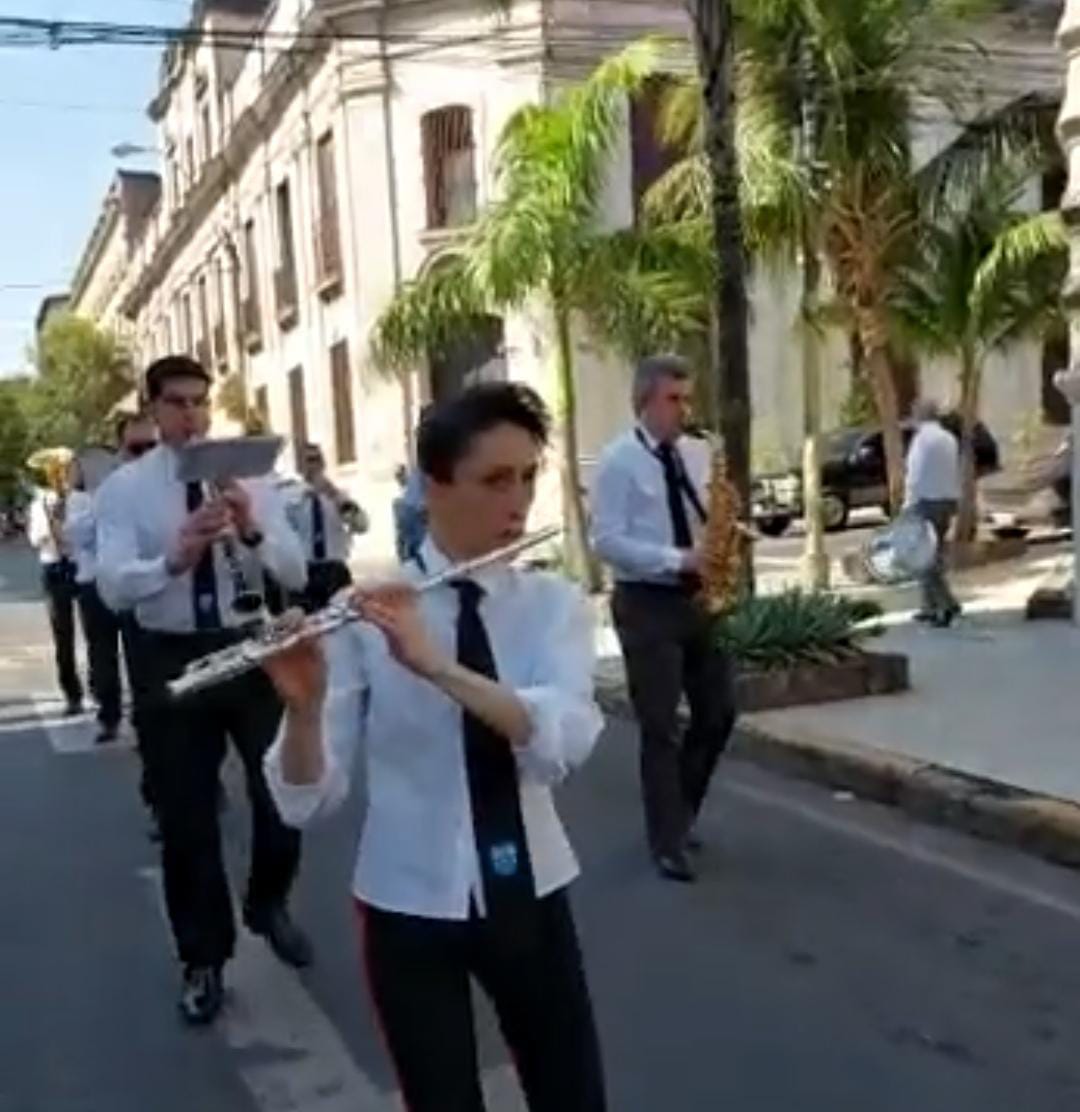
[597,649,909,716]
[737,650,909,712]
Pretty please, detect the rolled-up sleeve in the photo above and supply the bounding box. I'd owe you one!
[513,580,604,786]
[590,452,683,579]
[264,625,369,827]
[95,474,170,611]
[251,480,308,592]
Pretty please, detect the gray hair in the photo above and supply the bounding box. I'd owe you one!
[912,398,942,423]
[632,354,692,413]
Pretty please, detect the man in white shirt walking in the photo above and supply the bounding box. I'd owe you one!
[27,467,83,715]
[262,382,607,1111]
[96,355,311,1026]
[904,398,962,627]
[285,441,368,611]
[590,355,736,884]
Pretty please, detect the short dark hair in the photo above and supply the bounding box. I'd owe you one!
[144,355,211,400]
[417,381,550,482]
[301,442,324,459]
[114,409,151,444]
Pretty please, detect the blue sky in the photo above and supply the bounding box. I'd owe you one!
[0,1,190,375]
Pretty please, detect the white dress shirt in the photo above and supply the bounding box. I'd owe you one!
[63,490,98,585]
[264,536,604,920]
[27,489,69,566]
[590,426,711,584]
[95,443,307,632]
[904,421,960,506]
[284,484,367,564]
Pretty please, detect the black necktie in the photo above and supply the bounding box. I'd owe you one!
[186,481,221,630]
[656,441,694,548]
[310,492,327,561]
[452,579,536,933]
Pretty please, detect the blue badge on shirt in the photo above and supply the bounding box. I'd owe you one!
[490,842,519,878]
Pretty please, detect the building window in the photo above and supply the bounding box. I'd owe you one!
[199,99,213,163]
[274,180,299,329]
[211,257,227,368]
[421,105,477,230]
[166,143,180,211]
[630,76,684,221]
[288,367,308,467]
[242,218,262,350]
[180,292,194,354]
[329,340,356,465]
[314,131,344,297]
[196,274,211,371]
[254,385,270,434]
[185,136,196,192]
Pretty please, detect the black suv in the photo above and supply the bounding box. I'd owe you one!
[751,416,1000,536]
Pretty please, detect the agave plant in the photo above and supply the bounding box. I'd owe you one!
[714,589,882,670]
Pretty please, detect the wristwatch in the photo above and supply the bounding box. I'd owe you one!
[239,528,264,548]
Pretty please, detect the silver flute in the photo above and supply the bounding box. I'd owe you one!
[167,525,562,699]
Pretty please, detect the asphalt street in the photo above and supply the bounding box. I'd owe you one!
[2,537,1080,1112]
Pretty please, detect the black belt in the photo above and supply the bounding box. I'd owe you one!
[615,579,698,596]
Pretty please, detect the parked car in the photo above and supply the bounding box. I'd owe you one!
[751,416,1001,536]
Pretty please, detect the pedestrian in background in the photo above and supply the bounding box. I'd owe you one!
[590,354,736,885]
[905,398,962,628]
[27,458,83,716]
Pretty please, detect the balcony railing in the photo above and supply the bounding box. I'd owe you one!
[314,208,344,298]
[241,296,262,351]
[274,263,299,329]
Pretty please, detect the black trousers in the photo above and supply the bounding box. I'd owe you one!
[294,559,352,613]
[359,889,606,1112]
[611,582,737,857]
[42,561,82,707]
[141,629,301,968]
[76,583,122,729]
[119,614,153,808]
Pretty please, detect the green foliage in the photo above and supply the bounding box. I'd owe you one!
[27,314,132,450]
[713,589,882,670]
[838,374,877,427]
[0,377,33,504]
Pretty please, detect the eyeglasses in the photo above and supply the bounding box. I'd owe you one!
[126,441,156,458]
[160,393,209,411]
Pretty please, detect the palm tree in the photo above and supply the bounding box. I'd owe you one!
[371,42,711,587]
[894,169,1067,541]
[686,0,753,532]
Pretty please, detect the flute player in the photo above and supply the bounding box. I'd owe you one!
[95,355,313,1026]
[261,382,608,1111]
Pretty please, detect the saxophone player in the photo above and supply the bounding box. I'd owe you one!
[590,355,737,884]
[95,355,312,1026]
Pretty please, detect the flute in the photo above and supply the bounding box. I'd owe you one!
[167,525,562,699]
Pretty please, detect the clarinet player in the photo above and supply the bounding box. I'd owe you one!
[96,355,312,1026]
[590,355,737,884]
[262,383,607,1110]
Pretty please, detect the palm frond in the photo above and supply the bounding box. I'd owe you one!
[370,256,492,373]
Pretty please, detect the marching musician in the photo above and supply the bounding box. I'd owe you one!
[262,382,607,1110]
[285,441,368,611]
[27,452,83,716]
[590,354,737,884]
[64,414,159,747]
[96,355,312,1026]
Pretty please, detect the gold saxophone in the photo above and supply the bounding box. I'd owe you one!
[697,440,748,617]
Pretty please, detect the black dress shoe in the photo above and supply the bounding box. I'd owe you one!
[684,827,704,853]
[179,965,224,1026]
[245,906,314,969]
[655,851,697,884]
[64,700,83,718]
[95,725,119,745]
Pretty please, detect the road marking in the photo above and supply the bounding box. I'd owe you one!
[727,777,1080,926]
[138,868,525,1111]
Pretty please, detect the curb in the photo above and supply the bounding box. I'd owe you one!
[595,681,1080,871]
